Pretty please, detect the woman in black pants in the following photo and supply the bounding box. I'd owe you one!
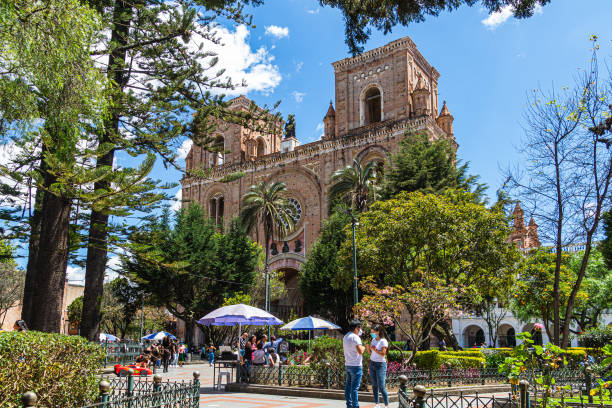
[161,336,172,373]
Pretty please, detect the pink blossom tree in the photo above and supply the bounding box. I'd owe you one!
[354,275,459,363]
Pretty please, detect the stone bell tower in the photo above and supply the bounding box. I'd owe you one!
[330,36,441,138]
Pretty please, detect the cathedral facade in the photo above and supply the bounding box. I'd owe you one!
[181,36,456,316]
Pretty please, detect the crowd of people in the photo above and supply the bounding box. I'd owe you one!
[135,336,189,373]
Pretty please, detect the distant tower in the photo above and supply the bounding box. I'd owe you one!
[510,203,541,250]
[436,100,454,139]
[323,101,335,139]
[526,217,541,248]
[412,76,430,117]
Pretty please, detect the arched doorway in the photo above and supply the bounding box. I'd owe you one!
[256,138,266,158]
[498,324,516,347]
[463,325,486,348]
[364,87,382,124]
[270,267,303,321]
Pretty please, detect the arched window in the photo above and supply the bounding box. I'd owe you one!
[256,138,265,158]
[365,87,382,124]
[209,194,224,225]
[211,136,224,166]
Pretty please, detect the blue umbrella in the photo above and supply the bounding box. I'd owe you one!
[280,316,340,331]
[141,331,176,341]
[280,316,340,347]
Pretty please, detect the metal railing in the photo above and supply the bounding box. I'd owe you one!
[242,365,509,390]
[397,376,603,408]
[100,342,143,367]
[19,370,200,408]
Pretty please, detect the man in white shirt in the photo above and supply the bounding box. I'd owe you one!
[343,319,365,408]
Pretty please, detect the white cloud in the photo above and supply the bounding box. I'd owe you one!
[67,265,85,283]
[292,91,306,103]
[295,61,304,73]
[264,25,289,39]
[482,6,514,29]
[177,139,193,160]
[306,8,320,14]
[105,256,121,282]
[482,5,543,29]
[203,25,282,95]
[316,122,324,137]
[171,188,182,212]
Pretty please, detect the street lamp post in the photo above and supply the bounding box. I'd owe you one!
[351,215,358,305]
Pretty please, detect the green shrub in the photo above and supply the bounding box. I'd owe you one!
[0,331,104,407]
[485,350,513,369]
[440,355,485,369]
[387,350,411,363]
[579,327,612,348]
[562,349,586,367]
[288,339,310,351]
[412,350,440,369]
[439,350,484,358]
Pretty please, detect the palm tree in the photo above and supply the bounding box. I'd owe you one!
[328,158,380,213]
[240,181,295,312]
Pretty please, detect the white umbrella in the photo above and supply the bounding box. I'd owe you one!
[198,304,283,350]
[99,333,119,342]
[197,304,283,326]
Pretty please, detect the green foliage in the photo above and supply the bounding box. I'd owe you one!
[599,210,612,270]
[381,132,486,203]
[0,243,24,326]
[500,332,570,405]
[412,350,441,370]
[328,159,380,213]
[387,350,410,363]
[67,296,83,324]
[579,326,612,348]
[485,350,513,369]
[124,205,260,335]
[289,339,312,351]
[223,292,252,306]
[511,249,585,334]
[310,336,345,372]
[439,355,486,369]
[0,331,104,407]
[318,0,550,55]
[568,249,612,331]
[439,350,484,358]
[240,181,295,240]
[336,190,521,312]
[299,211,352,330]
[561,349,586,367]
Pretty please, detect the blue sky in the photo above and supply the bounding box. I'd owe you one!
[74,0,612,281]
[163,0,612,200]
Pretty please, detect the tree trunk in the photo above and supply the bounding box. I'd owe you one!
[552,143,563,346]
[437,319,461,350]
[21,187,43,325]
[80,0,131,341]
[561,240,593,348]
[27,173,72,332]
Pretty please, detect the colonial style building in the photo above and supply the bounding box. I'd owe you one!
[181,36,456,317]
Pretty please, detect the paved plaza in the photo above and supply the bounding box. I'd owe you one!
[152,362,381,408]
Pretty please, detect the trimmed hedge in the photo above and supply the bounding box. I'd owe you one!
[440,350,484,358]
[440,355,486,369]
[0,331,104,408]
